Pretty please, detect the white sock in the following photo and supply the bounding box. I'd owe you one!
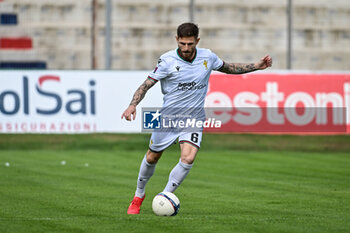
[163,159,193,193]
[135,155,156,198]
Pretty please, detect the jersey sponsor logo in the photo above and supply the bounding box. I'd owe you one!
[177,81,207,91]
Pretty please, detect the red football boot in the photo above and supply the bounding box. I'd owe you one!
[127,195,145,214]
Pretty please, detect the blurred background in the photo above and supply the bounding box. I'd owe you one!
[1,0,349,71]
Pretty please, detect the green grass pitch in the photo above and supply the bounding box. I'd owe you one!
[0,134,350,233]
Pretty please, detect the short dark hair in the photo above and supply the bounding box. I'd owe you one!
[177,22,199,38]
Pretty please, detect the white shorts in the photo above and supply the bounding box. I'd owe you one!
[149,131,202,152]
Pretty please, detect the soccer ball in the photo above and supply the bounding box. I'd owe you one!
[152,192,180,216]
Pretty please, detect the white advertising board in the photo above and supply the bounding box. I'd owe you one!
[1,71,349,134]
[0,71,163,133]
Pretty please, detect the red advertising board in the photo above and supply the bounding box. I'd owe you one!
[205,73,350,134]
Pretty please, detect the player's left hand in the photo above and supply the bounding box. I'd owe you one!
[256,55,272,70]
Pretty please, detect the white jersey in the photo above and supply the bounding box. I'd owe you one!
[148,48,223,109]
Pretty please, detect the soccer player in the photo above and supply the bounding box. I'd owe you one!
[121,22,272,214]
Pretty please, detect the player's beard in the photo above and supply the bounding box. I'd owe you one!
[180,49,195,61]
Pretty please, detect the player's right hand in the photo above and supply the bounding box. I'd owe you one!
[121,105,136,121]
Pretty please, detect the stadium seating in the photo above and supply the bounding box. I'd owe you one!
[0,0,349,70]
[0,1,47,69]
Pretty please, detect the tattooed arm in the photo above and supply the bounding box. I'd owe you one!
[121,78,158,121]
[129,78,157,107]
[218,62,257,74]
[218,55,272,74]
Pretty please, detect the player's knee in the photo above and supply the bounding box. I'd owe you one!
[180,149,197,164]
[146,156,159,164]
[180,156,195,165]
[146,150,162,164]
